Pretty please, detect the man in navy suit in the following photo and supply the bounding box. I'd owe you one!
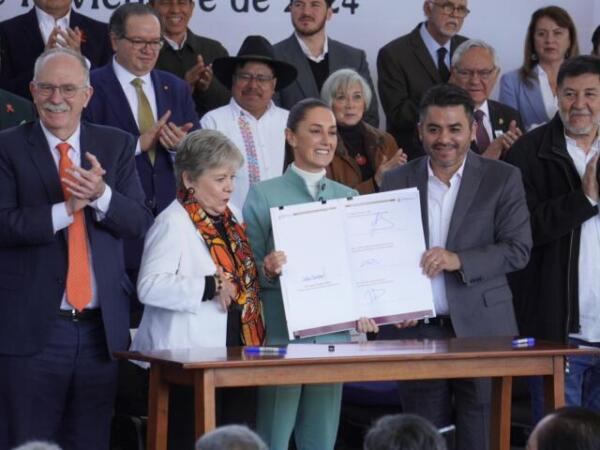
[0,0,112,100]
[84,3,199,288]
[0,47,152,450]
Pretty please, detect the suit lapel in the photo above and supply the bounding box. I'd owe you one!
[488,100,509,138]
[446,152,482,246]
[522,79,547,123]
[79,124,97,240]
[286,35,319,98]
[409,25,440,83]
[25,9,45,64]
[151,70,168,118]
[102,63,139,133]
[414,158,430,248]
[27,122,64,204]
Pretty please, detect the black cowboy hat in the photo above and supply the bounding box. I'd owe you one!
[212,35,297,91]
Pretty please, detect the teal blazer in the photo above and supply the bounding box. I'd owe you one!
[243,167,358,345]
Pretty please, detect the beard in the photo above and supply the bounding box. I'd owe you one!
[559,108,600,136]
[292,14,328,37]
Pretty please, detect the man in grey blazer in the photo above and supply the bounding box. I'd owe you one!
[273,0,379,126]
[380,84,532,450]
[377,0,469,159]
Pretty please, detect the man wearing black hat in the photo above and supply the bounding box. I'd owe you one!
[273,0,379,126]
[201,35,297,211]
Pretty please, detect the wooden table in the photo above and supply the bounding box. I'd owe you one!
[116,337,592,450]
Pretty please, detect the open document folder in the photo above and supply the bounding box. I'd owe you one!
[270,188,435,340]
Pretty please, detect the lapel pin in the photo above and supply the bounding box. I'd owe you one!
[164,85,169,91]
[498,118,504,126]
[6,103,14,113]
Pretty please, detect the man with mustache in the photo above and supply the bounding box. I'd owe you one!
[380,84,531,450]
[148,0,231,118]
[378,0,469,160]
[0,0,112,100]
[273,0,379,126]
[505,55,600,413]
[201,35,297,211]
[0,47,152,450]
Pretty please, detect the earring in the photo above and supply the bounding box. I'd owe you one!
[531,53,538,62]
[185,186,195,201]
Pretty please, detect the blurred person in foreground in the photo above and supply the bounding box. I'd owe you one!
[526,407,600,450]
[363,413,447,450]
[196,425,267,450]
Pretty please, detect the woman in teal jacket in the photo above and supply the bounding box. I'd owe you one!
[243,98,378,450]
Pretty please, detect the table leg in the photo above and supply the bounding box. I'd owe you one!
[194,369,217,439]
[490,376,512,450]
[147,364,169,450]
[544,356,565,412]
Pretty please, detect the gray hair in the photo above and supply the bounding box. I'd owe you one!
[451,39,500,70]
[320,68,373,110]
[11,441,62,450]
[364,414,447,450]
[33,47,90,86]
[174,129,244,189]
[195,425,267,450]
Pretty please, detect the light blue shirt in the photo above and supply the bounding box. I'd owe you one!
[419,22,451,69]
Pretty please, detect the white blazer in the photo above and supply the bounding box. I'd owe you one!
[131,200,242,361]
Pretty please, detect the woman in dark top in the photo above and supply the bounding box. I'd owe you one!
[321,68,406,194]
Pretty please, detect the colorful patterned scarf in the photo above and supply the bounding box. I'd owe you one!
[177,189,265,345]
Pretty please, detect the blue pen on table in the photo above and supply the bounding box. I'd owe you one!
[512,337,535,348]
[244,346,287,355]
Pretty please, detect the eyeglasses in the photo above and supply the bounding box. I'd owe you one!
[121,36,164,51]
[428,1,470,18]
[33,83,88,98]
[455,68,497,81]
[234,72,275,86]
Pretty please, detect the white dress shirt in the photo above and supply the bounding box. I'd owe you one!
[536,65,558,122]
[200,99,289,210]
[565,135,600,343]
[164,33,187,51]
[112,57,158,155]
[294,32,329,63]
[427,158,466,315]
[41,123,113,310]
[420,22,451,70]
[35,6,70,46]
[475,100,494,142]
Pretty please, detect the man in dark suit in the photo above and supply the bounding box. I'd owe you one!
[273,0,379,126]
[380,84,531,450]
[449,39,523,159]
[84,3,199,286]
[377,0,469,159]
[149,0,230,118]
[0,47,152,450]
[0,0,112,100]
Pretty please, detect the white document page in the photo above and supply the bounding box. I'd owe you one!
[270,188,435,340]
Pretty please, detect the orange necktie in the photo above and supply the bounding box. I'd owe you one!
[57,142,92,311]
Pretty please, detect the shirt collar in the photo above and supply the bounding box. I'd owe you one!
[476,100,490,118]
[419,21,451,58]
[112,56,153,86]
[564,131,600,153]
[229,97,274,121]
[164,32,188,51]
[294,32,329,63]
[427,153,467,185]
[40,121,81,156]
[35,5,70,28]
